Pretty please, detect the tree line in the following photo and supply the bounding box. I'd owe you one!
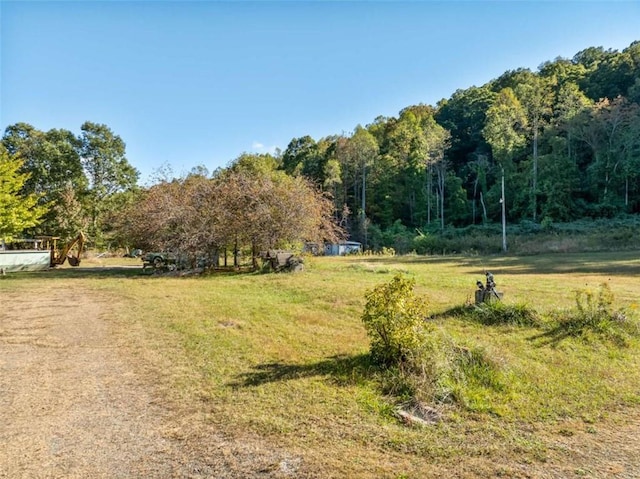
[2,41,640,254]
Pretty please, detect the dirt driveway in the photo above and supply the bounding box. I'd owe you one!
[0,286,292,479]
[2,284,640,478]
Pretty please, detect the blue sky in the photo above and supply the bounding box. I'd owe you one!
[2,1,639,184]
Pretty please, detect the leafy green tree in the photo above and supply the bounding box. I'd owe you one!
[228,152,281,176]
[516,75,555,221]
[467,153,490,224]
[79,121,138,240]
[342,126,378,247]
[2,123,86,235]
[51,182,90,240]
[0,147,48,244]
[281,135,323,180]
[582,46,637,101]
[553,83,593,159]
[618,102,640,209]
[483,88,527,250]
[435,85,494,173]
[571,97,636,208]
[483,88,528,169]
[384,109,428,227]
[421,117,450,231]
[538,57,587,90]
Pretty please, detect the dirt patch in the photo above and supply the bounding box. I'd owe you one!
[0,286,294,478]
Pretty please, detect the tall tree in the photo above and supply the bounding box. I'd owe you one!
[516,75,554,221]
[572,97,636,205]
[79,121,138,239]
[0,147,48,244]
[2,123,86,235]
[483,88,528,171]
[421,117,450,231]
[345,126,378,246]
[483,88,527,250]
[281,135,322,181]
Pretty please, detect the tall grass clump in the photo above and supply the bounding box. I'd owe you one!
[547,282,640,346]
[362,274,507,411]
[470,300,540,327]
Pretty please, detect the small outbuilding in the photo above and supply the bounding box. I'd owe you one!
[324,241,362,256]
[0,239,51,272]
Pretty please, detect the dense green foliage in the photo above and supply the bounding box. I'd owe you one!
[361,274,429,365]
[0,146,48,243]
[1,122,138,245]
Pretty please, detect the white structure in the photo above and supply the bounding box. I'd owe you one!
[0,250,51,272]
[324,241,362,256]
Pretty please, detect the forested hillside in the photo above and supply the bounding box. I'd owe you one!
[277,42,640,247]
[3,42,640,253]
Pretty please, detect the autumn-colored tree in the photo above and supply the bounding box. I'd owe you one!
[117,166,342,269]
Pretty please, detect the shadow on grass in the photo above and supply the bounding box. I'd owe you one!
[2,266,149,280]
[1,265,258,281]
[231,353,375,388]
[428,305,472,321]
[345,250,640,277]
[527,327,575,347]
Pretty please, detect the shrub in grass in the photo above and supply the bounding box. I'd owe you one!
[470,300,540,327]
[548,283,640,346]
[361,274,429,366]
[361,276,508,411]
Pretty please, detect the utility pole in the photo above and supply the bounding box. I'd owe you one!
[501,168,507,252]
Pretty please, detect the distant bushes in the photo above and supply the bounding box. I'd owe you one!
[367,216,640,256]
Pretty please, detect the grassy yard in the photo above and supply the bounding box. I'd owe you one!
[3,251,640,477]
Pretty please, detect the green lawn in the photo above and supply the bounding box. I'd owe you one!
[3,251,640,477]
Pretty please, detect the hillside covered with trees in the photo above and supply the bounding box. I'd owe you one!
[2,42,640,255]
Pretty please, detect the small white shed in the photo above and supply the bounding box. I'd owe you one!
[324,241,362,256]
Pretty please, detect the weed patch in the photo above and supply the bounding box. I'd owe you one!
[544,283,640,346]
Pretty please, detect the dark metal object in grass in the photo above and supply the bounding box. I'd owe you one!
[475,271,503,304]
[142,252,177,272]
[261,250,304,273]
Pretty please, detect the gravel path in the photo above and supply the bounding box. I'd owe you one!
[0,289,184,478]
[0,287,290,479]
